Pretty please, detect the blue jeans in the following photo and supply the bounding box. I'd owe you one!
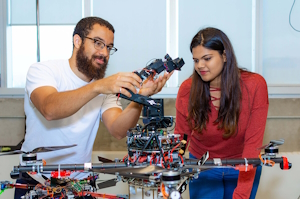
[189,153,262,199]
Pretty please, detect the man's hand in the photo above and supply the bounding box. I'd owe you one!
[95,72,142,97]
[138,71,173,96]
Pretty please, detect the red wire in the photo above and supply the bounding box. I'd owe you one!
[123,154,128,162]
[179,154,184,164]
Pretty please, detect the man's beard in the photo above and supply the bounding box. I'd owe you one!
[76,45,108,80]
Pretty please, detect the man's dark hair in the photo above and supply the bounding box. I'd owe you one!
[72,17,115,46]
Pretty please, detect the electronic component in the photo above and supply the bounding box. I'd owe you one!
[117,54,185,108]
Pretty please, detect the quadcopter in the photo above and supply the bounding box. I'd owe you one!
[0,54,292,199]
[1,130,292,199]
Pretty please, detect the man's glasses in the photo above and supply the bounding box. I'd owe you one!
[85,37,117,55]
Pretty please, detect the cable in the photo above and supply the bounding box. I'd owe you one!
[289,0,300,32]
[161,182,169,199]
[168,120,176,131]
[259,154,275,167]
[178,154,184,164]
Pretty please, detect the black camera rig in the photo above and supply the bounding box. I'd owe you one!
[117,54,185,108]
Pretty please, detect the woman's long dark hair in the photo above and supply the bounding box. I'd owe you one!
[187,27,242,138]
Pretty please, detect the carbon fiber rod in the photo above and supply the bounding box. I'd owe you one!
[12,162,127,173]
[184,157,285,166]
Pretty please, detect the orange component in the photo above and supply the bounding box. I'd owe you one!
[234,164,254,171]
[161,156,170,169]
[281,156,290,170]
[179,149,184,155]
[164,156,169,162]
[161,158,165,168]
[51,170,71,178]
[123,154,128,162]
[78,191,119,198]
[161,183,169,199]
[171,143,181,154]
[138,156,148,163]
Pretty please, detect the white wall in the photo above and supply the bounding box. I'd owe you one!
[0,155,19,198]
[262,0,300,85]
[178,0,253,85]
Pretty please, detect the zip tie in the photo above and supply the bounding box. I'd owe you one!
[84,163,92,171]
[58,164,61,178]
[244,158,248,172]
[213,158,222,166]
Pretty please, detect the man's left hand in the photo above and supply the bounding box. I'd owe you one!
[138,71,173,96]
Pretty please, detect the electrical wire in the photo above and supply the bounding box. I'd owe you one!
[259,154,275,167]
[168,120,176,131]
[161,183,169,199]
[289,0,300,32]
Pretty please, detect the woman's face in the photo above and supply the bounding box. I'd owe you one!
[192,45,226,87]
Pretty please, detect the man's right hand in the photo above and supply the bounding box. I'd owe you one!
[95,72,142,98]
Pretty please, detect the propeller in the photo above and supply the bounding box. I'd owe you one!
[98,156,114,163]
[93,164,169,175]
[0,144,77,156]
[182,165,234,170]
[257,139,284,150]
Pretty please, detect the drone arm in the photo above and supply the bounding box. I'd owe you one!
[185,156,291,171]
[11,162,128,178]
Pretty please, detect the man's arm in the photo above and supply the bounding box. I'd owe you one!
[101,103,142,139]
[102,72,172,139]
[30,72,142,121]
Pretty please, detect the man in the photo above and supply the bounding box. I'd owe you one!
[15,17,171,198]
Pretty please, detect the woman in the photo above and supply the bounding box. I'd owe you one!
[174,27,269,199]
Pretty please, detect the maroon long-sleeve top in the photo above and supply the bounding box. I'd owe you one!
[174,71,269,199]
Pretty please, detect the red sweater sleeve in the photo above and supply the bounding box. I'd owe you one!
[174,79,192,143]
[233,74,269,199]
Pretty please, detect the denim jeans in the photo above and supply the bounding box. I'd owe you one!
[189,153,262,199]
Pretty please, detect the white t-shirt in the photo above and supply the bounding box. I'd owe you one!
[22,59,122,164]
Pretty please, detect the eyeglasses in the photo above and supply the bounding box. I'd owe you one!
[84,37,118,55]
